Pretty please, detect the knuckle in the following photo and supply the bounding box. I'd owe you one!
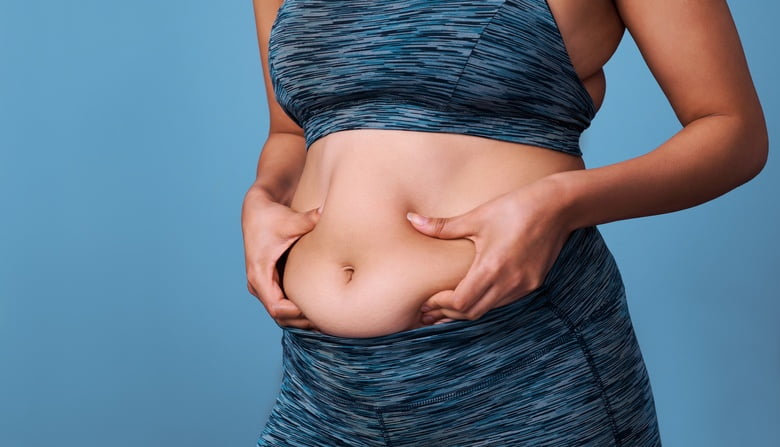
[507,270,524,286]
[515,274,543,294]
[452,298,470,312]
[246,277,263,296]
[424,311,439,321]
[245,265,265,282]
[464,310,481,320]
[480,257,502,275]
[528,276,544,291]
[432,218,447,235]
[244,264,257,278]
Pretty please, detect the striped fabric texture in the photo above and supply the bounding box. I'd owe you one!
[268,0,595,155]
[257,227,661,446]
[261,1,660,444]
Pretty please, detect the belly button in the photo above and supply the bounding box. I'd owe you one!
[341,265,355,284]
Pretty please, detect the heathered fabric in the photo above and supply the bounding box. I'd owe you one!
[260,1,660,444]
[257,227,662,446]
[268,0,596,155]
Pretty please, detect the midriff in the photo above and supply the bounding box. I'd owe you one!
[282,129,585,337]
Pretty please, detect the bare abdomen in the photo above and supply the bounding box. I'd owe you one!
[281,129,584,337]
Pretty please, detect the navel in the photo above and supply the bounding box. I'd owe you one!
[341,265,355,284]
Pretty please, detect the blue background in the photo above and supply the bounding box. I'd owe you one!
[1,1,777,445]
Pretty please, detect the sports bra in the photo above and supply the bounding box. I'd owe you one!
[268,0,596,156]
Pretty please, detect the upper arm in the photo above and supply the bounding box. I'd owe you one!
[252,0,305,138]
[615,0,766,129]
[250,0,307,204]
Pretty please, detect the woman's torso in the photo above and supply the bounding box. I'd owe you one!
[276,0,625,337]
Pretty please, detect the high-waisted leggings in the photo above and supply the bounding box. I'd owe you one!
[257,226,662,446]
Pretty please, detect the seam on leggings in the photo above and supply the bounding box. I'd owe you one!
[546,302,622,446]
[376,411,394,447]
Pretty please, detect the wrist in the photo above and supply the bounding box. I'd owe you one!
[245,182,280,208]
[533,170,584,233]
[246,181,284,205]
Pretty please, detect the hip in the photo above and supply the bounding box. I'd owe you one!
[261,227,662,446]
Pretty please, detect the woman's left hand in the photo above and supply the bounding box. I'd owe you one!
[407,178,574,324]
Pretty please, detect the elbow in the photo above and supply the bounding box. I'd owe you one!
[719,110,769,186]
[741,120,769,183]
[741,96,770,181]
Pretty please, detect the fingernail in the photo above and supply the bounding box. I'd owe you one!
[406,212,427,226]
[422,315,435,324]
[421,305,431,312]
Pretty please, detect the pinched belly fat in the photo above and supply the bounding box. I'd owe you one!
[281,199,475,338]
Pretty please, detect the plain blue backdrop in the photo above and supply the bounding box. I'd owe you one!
[1,1,777,446]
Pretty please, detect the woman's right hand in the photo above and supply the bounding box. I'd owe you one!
[241,186,321,329]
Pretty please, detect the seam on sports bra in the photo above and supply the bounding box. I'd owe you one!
[444,0,508,108]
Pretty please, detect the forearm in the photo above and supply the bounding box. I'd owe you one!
[550,113,768,230]
[247,131,307,206]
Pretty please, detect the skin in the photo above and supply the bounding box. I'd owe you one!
[242,0,767,335]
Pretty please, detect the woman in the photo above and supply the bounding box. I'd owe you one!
[243,0,767,445]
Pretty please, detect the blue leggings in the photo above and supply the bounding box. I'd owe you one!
[257,227,661,446]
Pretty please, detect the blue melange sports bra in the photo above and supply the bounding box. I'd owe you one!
[268,0,596,156]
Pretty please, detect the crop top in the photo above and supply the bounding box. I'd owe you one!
[268,0,596,156]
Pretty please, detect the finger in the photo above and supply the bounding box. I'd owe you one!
[420,253,494,318]
[286,206,322,237]
[420,289,454,312]
[269,296,306,321]
[406,212,474,240]
[247,267,282,302]
[254,275,314,329]
[249,269,304,320]
[421,308,447,324]
[456,283,504,320]
[247,280,259,297]
[432,284,499,322]
[433,318,456,325]
[422,308,465,324]
[429,307,471,322]
[461,274,546,320]
[446,262,494,315]
[276,317,317,330]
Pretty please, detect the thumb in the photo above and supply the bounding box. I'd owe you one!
[288,206,321,236]
[406,211,472,240]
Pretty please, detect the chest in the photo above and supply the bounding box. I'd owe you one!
[268,0,588,114]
